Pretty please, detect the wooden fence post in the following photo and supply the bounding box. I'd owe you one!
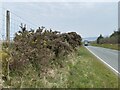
[6,10,10,43]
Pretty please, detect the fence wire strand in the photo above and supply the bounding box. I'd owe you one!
[0,7,39,41]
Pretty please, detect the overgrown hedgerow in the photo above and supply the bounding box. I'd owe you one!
[2,25,82,80]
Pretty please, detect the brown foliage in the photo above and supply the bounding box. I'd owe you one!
[6,26,82,75]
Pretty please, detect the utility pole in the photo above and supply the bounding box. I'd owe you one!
[6,10,10,43]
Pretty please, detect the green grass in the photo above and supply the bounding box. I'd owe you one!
[91,43,120,51]
[0,51,9,62]
[67,46,118,88]
[0,51,2,59]
[2,46,119,88]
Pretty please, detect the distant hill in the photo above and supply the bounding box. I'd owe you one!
[82,37,97,41]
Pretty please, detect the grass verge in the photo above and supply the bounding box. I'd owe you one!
[67,46,118,88]
[91,43,120,51]
[2,46,119,88]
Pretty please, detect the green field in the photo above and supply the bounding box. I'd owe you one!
[91,43,120,51]
[2,46,119,88]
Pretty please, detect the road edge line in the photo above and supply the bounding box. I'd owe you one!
[85,46,120,75]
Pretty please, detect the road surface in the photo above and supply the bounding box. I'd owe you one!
[85,46,119,74]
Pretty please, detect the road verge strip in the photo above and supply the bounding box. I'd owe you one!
[85,46,120,76]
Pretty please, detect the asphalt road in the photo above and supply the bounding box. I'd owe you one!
[85,46,119,74]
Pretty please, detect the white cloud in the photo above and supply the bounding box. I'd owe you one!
[1,2,118,38]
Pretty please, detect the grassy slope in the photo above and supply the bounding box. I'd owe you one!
[2,46,119,88]
[0,51,2,86]
[0,51,3,59]
[67,46,118,88]
[91,43,120,51]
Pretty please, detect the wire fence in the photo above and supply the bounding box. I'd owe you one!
[0,7,39,42]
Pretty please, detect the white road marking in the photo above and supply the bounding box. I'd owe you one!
[85,46,120,75]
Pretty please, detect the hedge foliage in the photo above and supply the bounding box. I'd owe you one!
[96,29,120,44]
[2,26,82,78]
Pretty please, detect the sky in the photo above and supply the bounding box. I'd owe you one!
[0,0,119,39]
